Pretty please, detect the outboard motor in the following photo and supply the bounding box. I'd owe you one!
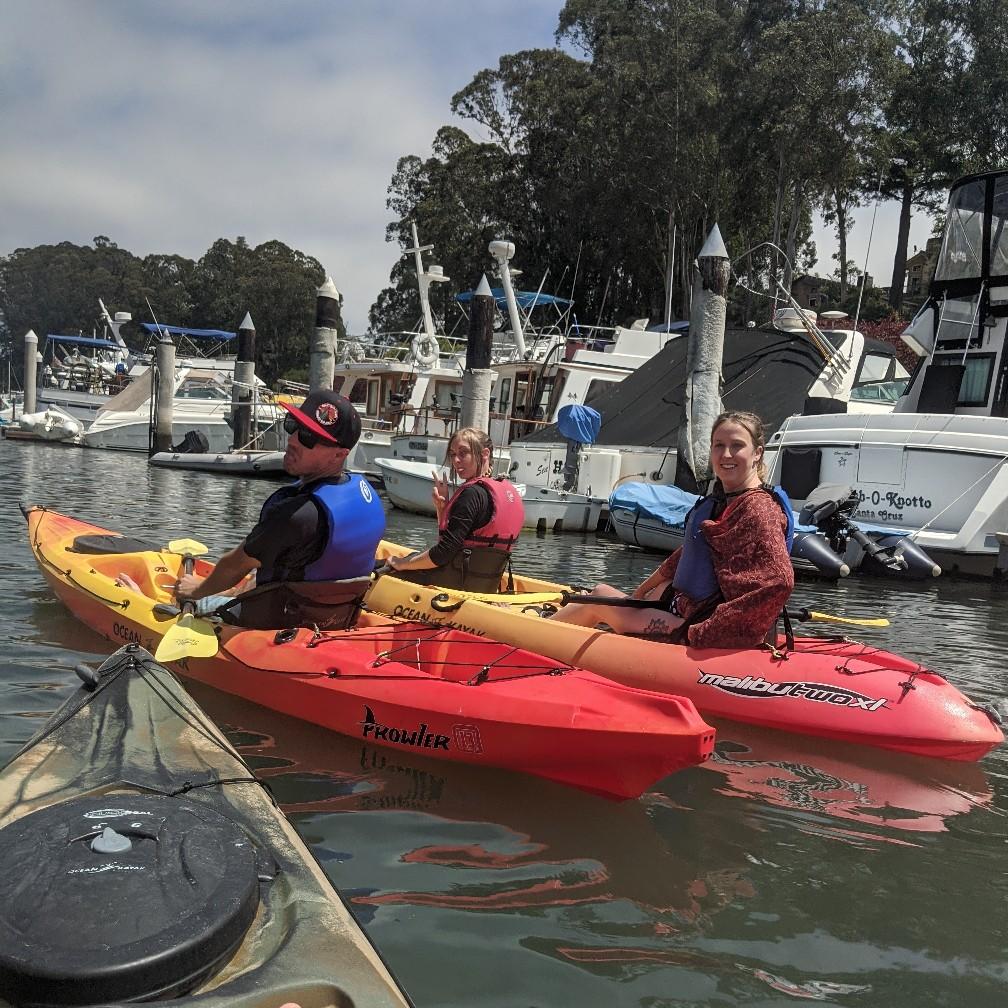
[170,429,210,454]
[799,483,941,580]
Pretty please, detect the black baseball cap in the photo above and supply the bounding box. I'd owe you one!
[280,390,361,449]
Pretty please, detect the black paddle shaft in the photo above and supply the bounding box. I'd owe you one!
[180,555,196,616]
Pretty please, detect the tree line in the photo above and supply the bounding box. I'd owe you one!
[4,0,1005,387]
[371,0,1007,334]
[0,237,336,387]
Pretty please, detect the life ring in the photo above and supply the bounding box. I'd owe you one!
[411,334,440,369]
[342,341,365,363]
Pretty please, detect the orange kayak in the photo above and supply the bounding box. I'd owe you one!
[366,543,1005,762]
[23,506,715,800]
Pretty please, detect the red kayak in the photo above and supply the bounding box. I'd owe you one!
[24,506,715,800]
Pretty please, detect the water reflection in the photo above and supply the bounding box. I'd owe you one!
[695,719,993,837]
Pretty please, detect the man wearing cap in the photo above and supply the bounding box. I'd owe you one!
[174,390,386,629]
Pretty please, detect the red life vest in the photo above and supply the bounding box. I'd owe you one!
[439,476,524,550]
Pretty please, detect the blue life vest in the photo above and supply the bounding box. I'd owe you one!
[257,474,385,584]
[672,485,793,602]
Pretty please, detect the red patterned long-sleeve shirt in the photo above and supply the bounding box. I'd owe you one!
[654,489,794,648]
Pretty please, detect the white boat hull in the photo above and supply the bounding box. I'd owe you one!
[767,412,1008,576]
[376,457,607,532]
[149,450,288,477]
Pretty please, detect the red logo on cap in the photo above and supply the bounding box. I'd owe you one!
[316,403,339,425]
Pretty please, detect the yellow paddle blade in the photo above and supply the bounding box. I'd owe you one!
[165,538,208,557]
[804,610,890,628]
[154,612,219,662]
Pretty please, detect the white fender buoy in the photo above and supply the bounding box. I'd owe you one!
[342,341,365,363]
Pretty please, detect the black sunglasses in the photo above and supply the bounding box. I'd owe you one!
[283,413,336,450]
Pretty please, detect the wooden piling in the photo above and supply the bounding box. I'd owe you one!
[232,312,256,450]
[675,224,729,493]
[22,330,38,415]
[460,274,495,432]
[151,334,176,454]
[310,277,339,392]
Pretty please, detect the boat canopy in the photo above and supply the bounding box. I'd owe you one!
[455,288,572,310]
[140,323,236,340]
[45,334,120,349]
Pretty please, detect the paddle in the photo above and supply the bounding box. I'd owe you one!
[165,538,208,557]
[153,555,219,662]
[787,607,889,628]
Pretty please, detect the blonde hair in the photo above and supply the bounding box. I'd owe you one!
[711,410,768,480]
[445,427,494,477]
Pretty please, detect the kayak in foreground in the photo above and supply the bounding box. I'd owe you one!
[0,644,410,1008]
[23,506,714,799]
[367,542,1004,762]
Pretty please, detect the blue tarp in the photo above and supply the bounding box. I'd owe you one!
[140,323,236,340]
[557,404,601,445]
[46,334,120,349]
[608,482,820,534]
[455,288,572,311]
[608,482,905,538]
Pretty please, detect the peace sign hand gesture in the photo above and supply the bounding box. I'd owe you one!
[432,469,451,515]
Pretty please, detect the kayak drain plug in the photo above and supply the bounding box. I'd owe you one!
[91,827,133,854]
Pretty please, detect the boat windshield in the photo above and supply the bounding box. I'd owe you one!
[934,177,986,282]
[992,174,1008,277]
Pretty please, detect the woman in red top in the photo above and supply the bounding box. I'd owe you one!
[551,410,793,648]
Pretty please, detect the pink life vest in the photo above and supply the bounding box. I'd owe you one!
[439,476,524,550]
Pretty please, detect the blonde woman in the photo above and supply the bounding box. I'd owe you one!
[386,427,524,592]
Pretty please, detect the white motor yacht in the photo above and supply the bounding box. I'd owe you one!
[765,169,1008,576]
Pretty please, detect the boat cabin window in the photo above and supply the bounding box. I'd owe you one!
[935,178,986,282]
[496,377,512,414]
[347,377,378,417]
[850,352,910,403]
[935,294,982,344]
[992,175,1008,277]
[931,352,994,407]
[177,381,228,400]
[584,377,619,407]
[332,377,346,393]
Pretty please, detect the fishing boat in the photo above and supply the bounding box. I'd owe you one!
[23,506,715,800]
[0,643,411,1007]
[82,365,281,454]
[507,315,912,508]
[765,169,1008,576]
[363,542,1003,762]
[329,227,675,481]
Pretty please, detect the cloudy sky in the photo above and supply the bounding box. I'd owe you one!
[3,0,934,332]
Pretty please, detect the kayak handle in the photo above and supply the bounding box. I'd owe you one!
[430,593,464,613]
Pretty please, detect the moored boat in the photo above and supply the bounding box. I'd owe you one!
[0,643,411,1007]
[149,449,288,478]
[366,542,1003,762]
[23,506,715,799]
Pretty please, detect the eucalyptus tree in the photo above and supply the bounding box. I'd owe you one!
[879,0,969,311]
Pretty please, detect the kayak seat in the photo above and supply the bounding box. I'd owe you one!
[232,577,373,631]
[70,533,160,555]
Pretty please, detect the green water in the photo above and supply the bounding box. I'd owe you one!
[2,437,1007,1007]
